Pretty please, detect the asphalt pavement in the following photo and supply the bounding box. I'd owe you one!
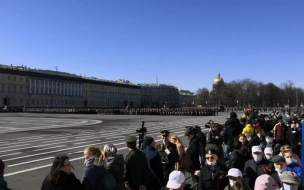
[0,112,232,190]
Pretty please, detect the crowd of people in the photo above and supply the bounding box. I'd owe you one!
[0,110,304,190]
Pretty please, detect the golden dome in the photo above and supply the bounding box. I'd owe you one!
[213,73,224,85]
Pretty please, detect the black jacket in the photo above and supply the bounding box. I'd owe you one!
[144,146,165,188]
[243,159,273,189]
[251,135,265,146]
[225,118,242,137]
[228,150,246,172]
[187,136,201,173]
[41,171,83,190]
[199,162,229,190]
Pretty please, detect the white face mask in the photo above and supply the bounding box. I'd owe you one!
[265,154,273,160]
[206,160,216,166]
[286,158,296,165]
[229,179,237,187]
[275,167,285,173]
[253,155,263,162]
[266,138,273,143]
[282,184,298,190]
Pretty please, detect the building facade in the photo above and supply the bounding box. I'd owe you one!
[179,90,196,107]
[140,84,179,108]
[0,64,141,108]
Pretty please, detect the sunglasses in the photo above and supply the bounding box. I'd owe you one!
[206,156,215,160]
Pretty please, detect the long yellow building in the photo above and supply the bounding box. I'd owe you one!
[0,64,141,108]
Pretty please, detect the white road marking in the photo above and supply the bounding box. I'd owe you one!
[2,116,227,178]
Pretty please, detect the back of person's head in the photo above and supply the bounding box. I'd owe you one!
[234,141,242,150]
[254,174,279,190]
[103,144,117,157]
[230,112,237,118]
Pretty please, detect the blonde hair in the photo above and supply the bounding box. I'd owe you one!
[280,145,292,153]
[84,146,105,164]
[170,134,183,145]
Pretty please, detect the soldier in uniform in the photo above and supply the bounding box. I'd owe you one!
[156,130,179,184]
[124,136,151,190]
[199,144,229,190]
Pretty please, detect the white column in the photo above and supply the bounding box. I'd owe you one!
[44,80,45,94]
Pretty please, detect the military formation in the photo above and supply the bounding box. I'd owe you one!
[17,107,217,116]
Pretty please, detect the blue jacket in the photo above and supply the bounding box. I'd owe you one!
[286,162,303,180]
[143,146,164,186]
[83,156,107,190]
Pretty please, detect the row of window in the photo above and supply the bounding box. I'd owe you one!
[0,97,140,107]
[29,79,83,97]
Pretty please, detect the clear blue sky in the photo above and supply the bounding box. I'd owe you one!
[1,0,303,92]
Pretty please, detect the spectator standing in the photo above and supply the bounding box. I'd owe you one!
[103,144,125,190]
[157,130,179,184]
[170,134,185,170]
[199,144,229,190]
[41,156,83,190]
[143,136,164,190]
[124,136,151,190]
[243,146,273,189]
[279,171,301,190]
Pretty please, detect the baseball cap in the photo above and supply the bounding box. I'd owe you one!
[166,171,185,189]
[226,168,242,178]
[254,174,278,190]
[252,146,262,153]
[264,147,273,154]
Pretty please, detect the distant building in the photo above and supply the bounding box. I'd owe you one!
[212,73,225,106]
[140,83,179,108]
[179,90,196,107]
[0,64,141,108]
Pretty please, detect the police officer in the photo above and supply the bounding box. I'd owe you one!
[156,130,179,184]
[124,136,151,190]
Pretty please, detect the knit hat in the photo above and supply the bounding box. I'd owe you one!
[144,136,154,147]
[280,171,301,185]
[0,159,5,175]
[254,174,278,190]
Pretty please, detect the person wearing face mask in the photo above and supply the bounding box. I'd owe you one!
[283,151,303,180]
[260,132,281,155]
[279,171,301,190]
[270,155,287,189]
[224,168,251,190]
[243,146,273,190]
[199,144,229,190]
[279,145,302,166]
[264,147,274,161]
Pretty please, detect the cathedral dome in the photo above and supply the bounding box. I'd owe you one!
[213,73,224,85]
